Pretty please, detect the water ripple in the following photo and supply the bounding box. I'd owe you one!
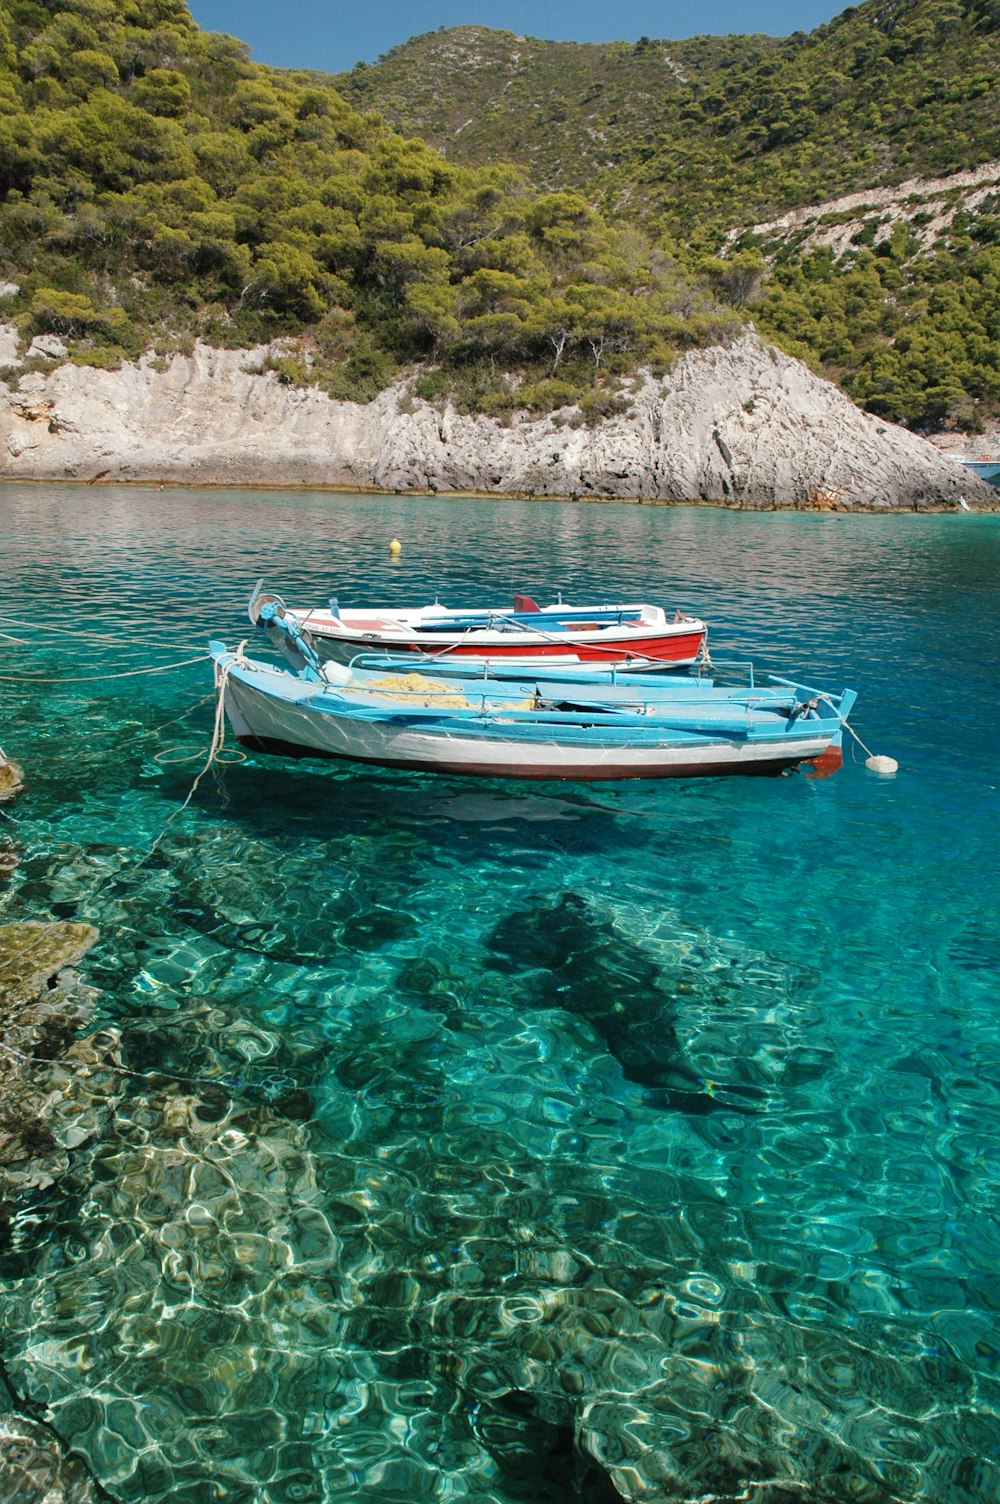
[1,488,999,1502]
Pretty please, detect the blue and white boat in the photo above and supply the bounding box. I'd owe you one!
[209,622,857,782]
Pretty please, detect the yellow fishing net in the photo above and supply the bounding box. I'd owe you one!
[343,673,532,711]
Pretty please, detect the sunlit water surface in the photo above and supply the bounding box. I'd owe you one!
[0,484,998,1504]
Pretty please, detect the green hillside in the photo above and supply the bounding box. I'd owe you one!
[333,6,1000,234]
[334,28,781,219]
[0,0,997,433]
[0,0,741,421]
[332,2,1000,432]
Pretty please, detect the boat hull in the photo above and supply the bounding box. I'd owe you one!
[215,654,844,783]
[230,729,830,780]
[286,607,707,669]
[309,628,707,669]
[956,458,1000,486]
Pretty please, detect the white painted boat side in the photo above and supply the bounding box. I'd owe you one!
[303,600,668,627]
[219,663,838,780]
[291,612,701,646]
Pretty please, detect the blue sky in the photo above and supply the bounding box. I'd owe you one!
[186,2,847,75]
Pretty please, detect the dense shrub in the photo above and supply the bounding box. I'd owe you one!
[0,0,734,416]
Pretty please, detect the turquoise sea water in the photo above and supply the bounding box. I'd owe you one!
[0,483,998,1504]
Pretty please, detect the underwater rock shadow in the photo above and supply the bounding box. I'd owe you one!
[484,892,764,1116]
[471,1387,626,1503]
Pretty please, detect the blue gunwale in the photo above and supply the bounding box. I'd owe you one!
[211,642,854,750]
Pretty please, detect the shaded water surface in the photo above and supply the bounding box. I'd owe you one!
[0,485,998,1503]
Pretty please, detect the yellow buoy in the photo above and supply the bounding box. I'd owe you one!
[389,537,401,554]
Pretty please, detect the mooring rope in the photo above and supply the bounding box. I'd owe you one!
[145,690,217,739]
[0,610,203,655]
[2,650,242,882]
[0,651,253,1095]
[143,649,246,858]
[816,693,898,773]
[0,651,210,684]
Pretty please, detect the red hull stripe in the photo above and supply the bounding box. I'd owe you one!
[413,632,706,663]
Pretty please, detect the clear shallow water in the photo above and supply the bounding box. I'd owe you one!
[0,483,998,1504]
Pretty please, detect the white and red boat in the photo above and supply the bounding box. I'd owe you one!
[248,583,708,670]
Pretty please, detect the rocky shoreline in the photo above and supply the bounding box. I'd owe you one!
[1,325,995,510]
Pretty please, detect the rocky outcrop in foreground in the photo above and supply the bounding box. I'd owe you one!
[0,325,993,508]
[0,920,113,1503]
[0,1411,103,1504]
[0,755,25,804]
[0,920,105,1200]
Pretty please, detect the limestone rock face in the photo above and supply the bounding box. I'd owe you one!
[26,333,69,360]
[0,327,993,508]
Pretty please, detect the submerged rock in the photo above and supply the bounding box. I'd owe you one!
[485,890,680,1081]
[0,756,26,803]
[0,921,105,1196]
[0,962,913,1504]
[0,920,98,1010]
[0,1415,103,1504]
[0,922,112,1502]
[484,890,763,1113]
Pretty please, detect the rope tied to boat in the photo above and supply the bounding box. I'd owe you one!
[145,644,249,856]
[152,643,250,767]
[817,693,898,774]
[0,650,252,1039]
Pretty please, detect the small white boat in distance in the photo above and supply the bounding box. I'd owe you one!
[951,454,1000,487]
[247,582,708,670]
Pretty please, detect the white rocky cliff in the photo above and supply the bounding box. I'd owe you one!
[0,325,993,508]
